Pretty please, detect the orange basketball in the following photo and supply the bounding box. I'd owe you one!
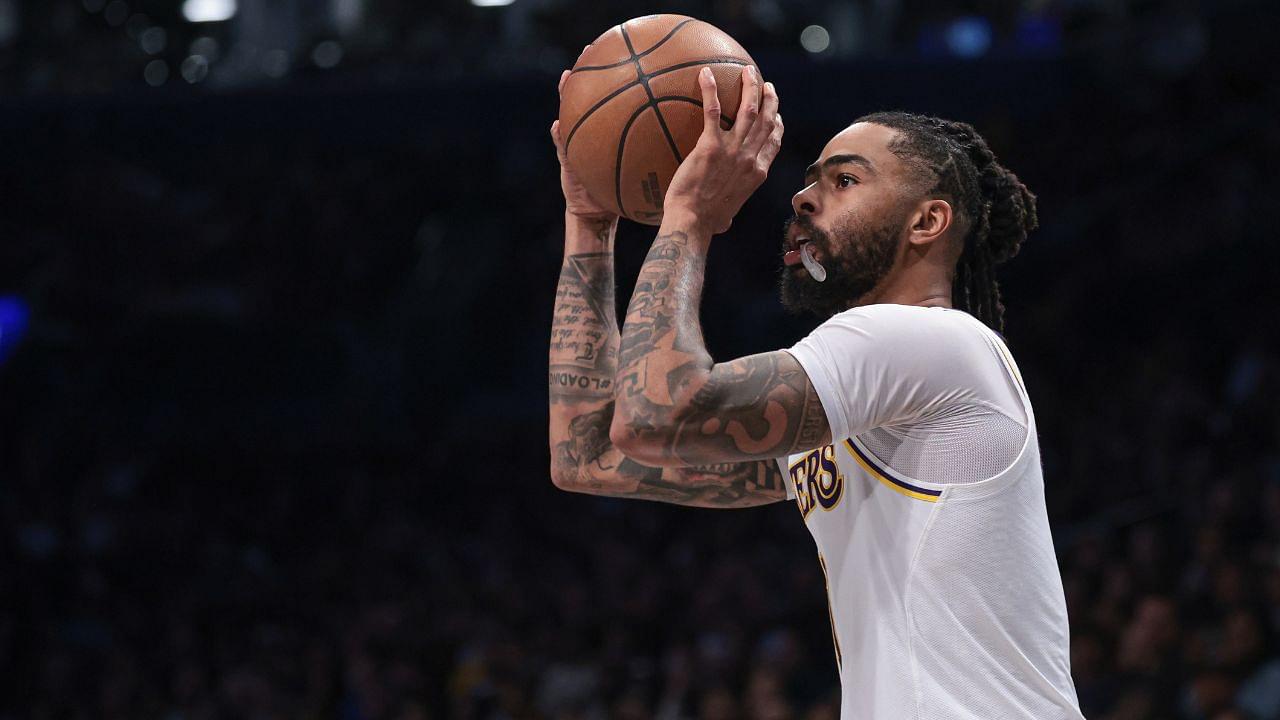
[558,15,758,225]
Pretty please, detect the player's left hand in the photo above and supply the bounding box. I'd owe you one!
[662,65,783,236]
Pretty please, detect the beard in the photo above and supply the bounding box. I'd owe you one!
[778,210,902,318]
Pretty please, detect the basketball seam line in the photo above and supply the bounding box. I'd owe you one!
[620,24,683,166]
[572,18,696,73]
[614,102,653,219]
[613,97,710,220]
[563,56,748,153]
[651,95,729,125]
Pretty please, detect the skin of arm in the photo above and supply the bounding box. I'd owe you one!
[609,67,832,468]
[547,102,787,508]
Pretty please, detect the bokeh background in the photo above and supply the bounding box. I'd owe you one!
[1,0,1278,718]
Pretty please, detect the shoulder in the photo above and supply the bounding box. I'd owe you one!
[789,305,1011,438]
[814,304,987,353]
[824,303,976,327]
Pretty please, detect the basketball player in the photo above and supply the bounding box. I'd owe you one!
[548,65,1084,718]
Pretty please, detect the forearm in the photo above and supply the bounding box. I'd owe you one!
[547,214,786,507]
[549,213,619,399]
[612,215,830,467]
[613,215,718,462]
[549,214,620,485]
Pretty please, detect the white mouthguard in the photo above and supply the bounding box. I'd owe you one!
[800,243,827,282]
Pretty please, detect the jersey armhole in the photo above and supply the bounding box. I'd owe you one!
[775,456,796,500]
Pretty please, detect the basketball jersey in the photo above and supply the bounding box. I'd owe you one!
[777,304,1084,720]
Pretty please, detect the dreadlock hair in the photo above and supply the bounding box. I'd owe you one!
[854,111,1038,333]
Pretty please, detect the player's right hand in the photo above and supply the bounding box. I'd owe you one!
[662,65,782,236]
[552,69,617,221]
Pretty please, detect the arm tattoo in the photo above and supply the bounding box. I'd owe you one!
[615,231,831,466]
[552,401,788,508]
[549,219,785,507]
[549,219,618,403]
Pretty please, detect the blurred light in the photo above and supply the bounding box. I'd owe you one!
[182,0,236,23]
[311,40,343,68]
[944,16,992,58]
[181,55,210,83]
[799,24,830,53]
[0,295,28,366]
[82,0,106,11]
[190,36,220,61]
[470,0,515,6]
[333,0,364,35]
[125,12,148,38]
[0,0,16,46]
[261,49,289,78]
[140,26,167,54]
[104,0,129,26]
[144,59,168,86]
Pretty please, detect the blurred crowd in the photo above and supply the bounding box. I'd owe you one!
[2,0,1279,718]
[4,343,1280,720]
[0,0,1251,93]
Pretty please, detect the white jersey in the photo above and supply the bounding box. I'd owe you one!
[777,304,1084,720]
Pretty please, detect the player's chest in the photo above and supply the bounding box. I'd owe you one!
[786,439,942,546]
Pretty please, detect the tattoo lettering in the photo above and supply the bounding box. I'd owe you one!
[549,371,612,393]
[549,249,617,402]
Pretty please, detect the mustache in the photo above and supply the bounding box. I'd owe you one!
[781,215,828,248]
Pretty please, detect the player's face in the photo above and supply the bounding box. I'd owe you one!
[779,123,915,317]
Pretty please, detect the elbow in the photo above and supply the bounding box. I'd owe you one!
[610,415,680,467]
[608,417,635,457]
[549,460,569,491]
[549,460,583,494]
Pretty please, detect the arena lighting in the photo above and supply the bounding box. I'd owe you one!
[182,0,236,23]
[945,16,992,58]
[799,24,830,53]
[470,0,515,6]
[0,296,29,366]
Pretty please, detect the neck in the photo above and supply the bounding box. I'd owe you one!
[850,235,958,310]
[851,272,952,310]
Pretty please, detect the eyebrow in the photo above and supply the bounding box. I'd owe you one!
[804,153,877,183]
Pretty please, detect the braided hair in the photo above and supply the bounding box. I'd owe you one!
[855,111,1038,333]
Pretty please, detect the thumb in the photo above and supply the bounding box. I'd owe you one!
[550,120,569,163]
[699,67,722,135]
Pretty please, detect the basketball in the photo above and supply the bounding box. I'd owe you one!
[558,15,758,225]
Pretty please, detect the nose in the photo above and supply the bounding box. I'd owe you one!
[792,183,818,216]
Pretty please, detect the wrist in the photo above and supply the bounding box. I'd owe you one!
[564,212,618,252]
[658,207,714,249]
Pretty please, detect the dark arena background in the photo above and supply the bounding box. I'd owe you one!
[1,1,1278,718]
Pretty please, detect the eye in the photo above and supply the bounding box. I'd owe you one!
[836,174,858,188]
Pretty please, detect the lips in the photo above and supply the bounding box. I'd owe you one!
[784,234,813,267]
[782,216,821,267]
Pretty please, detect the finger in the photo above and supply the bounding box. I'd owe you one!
[559,69,569,95]
[744,80,778,152]
[698,67,722,136]
[756,116,784,172]
[550,120,567,160]
[732,65,762,142]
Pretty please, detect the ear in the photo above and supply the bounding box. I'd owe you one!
[906,199,953,248]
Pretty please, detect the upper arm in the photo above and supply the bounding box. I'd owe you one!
[610,350,832,467]
[619,457,789,508]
